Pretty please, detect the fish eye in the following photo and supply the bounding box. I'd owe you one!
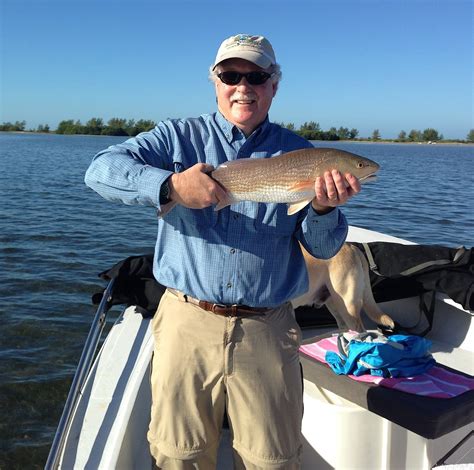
[357,162,364,168]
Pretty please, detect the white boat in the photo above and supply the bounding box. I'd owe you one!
[46,226,474,469]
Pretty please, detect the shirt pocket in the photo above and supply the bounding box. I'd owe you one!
[253,203,296,236]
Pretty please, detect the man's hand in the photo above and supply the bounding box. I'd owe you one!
[169,163,227,209]
[312,170,361,214]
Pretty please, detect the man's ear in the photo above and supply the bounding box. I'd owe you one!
[272,82,279,97]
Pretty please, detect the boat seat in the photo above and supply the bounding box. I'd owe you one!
[300,333,474,440]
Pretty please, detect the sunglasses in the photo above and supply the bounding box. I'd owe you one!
[217,71,274,86]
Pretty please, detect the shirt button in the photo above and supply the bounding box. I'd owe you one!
[230,248,236,254]
[227,282,232,288]
[233,214,239,220]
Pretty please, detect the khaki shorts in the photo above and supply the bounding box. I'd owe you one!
[148,289,303,469]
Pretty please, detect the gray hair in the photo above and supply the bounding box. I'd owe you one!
[209,63,282,85]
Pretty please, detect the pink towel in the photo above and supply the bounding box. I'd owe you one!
[300,336,474,398]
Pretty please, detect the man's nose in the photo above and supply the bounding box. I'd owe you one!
[237,76,252,88]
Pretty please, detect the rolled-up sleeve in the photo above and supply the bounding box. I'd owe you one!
[296,206,348,259]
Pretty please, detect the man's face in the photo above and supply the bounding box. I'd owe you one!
[215,58,277,136]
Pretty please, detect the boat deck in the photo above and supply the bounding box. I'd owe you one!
[52,226,473,469]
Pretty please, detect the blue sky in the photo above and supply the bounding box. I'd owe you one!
[1,0,472,139]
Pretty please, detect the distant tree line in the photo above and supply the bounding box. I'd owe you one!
[277,122,473,143]
[395,128,443,142]
[56,118,157,136]
[0,117,156,137]
[275,121,360,141]
[366,127,444,142]
[0,120,28,132]
[1,119,474,143]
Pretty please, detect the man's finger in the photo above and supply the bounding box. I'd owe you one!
[332,170,347,200]
[324,171,338,201]
[345,173,361,194]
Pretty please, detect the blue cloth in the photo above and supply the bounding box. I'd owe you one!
[85,112,348,307]
[325,332,436,378]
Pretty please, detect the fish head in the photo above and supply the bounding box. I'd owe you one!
[340,152,380,183]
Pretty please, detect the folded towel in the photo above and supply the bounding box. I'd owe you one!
[327,331,435,378]
[300,335,474,398]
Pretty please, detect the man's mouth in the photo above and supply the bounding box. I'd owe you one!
[231,95,256,105]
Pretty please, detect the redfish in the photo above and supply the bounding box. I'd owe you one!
[211,148,379,215]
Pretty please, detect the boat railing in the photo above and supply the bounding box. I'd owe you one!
[44,278,116,470]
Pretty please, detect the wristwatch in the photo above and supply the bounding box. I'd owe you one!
[159,177,171,204]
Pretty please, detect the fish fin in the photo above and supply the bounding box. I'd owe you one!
[287,199,312,215]
[157,201,178,218]
[214,194,235,211]
[288,180,315,192]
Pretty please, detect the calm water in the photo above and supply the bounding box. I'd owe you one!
[0,133,473,468]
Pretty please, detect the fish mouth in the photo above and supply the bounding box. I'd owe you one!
[359,172,378,183]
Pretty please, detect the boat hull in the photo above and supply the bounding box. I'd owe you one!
[57,226,474,469]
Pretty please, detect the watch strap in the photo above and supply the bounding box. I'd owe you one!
[159,177,171,204]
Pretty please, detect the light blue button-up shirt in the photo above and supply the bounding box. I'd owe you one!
[85,112,348,307]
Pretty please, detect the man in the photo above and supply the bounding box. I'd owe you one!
[85,34,360,469]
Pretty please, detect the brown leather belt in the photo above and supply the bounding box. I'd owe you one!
[168,288,270,317]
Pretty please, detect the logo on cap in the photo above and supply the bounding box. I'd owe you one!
[229,34,262,48]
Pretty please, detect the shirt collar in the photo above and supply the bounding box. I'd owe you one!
[215,111,270,143]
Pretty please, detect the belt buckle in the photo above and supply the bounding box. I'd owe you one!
[212,303,237,316]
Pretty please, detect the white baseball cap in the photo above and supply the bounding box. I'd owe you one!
[213,34,276,70]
